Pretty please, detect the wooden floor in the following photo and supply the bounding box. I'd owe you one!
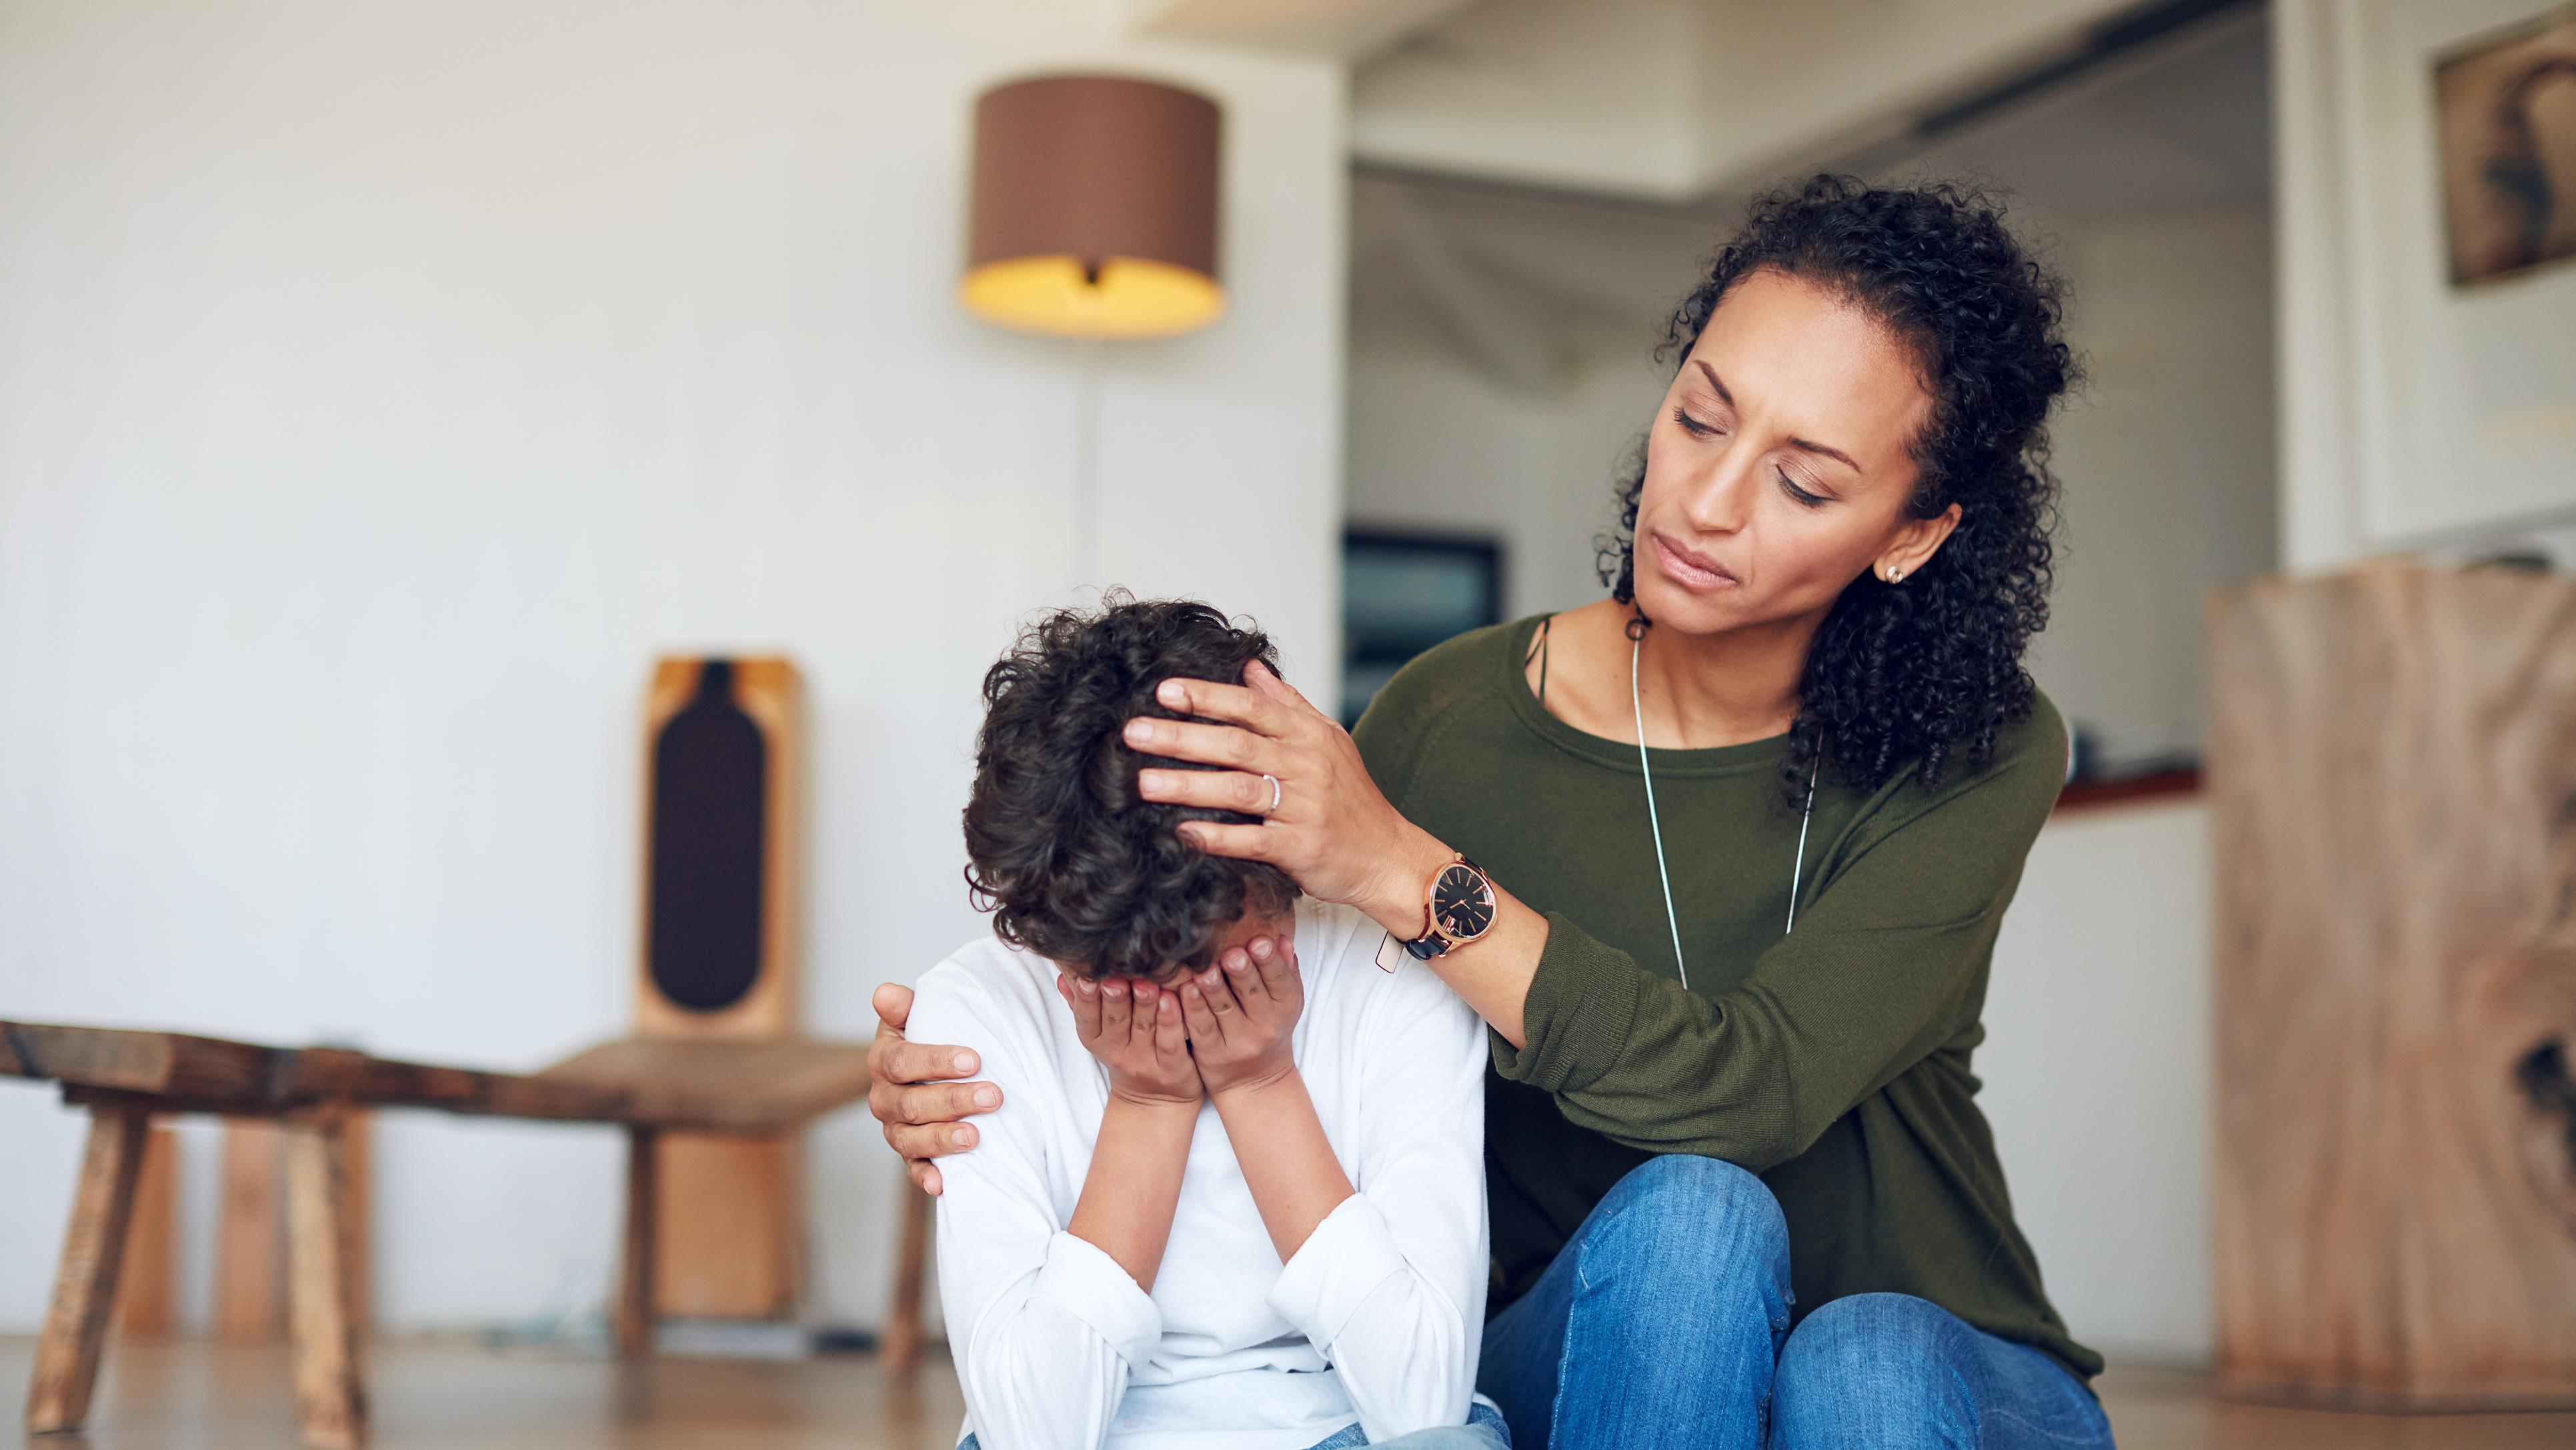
[9,1337,2576,1448]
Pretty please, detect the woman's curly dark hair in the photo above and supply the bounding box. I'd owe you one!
[1600,173,2075,807]
[964,593,1300,979]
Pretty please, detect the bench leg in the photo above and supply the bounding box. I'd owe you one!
[285,1114,367,1449]
[882,1181,932,1375]
[25,1103,150,1435]
[617,1126,659,1359]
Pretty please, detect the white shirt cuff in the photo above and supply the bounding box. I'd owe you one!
[1266,1193,1410,1350]
[1029,1231,1164,1369]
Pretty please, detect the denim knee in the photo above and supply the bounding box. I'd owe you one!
[1582,1155,1789,1293]
[1772,1294,1975,1447]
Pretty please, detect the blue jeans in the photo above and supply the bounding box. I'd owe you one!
[1302,1400,1512,1448]
[1476,1157,2113,1450]
[957,1400,1508,1449]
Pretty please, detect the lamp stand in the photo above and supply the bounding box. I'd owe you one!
[1073,333,1104,588]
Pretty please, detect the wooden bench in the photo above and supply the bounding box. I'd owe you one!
[1,1020,928,1448]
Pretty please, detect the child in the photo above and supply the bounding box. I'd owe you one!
[908,597,1506,1450]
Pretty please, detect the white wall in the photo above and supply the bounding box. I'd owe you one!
[1342,170,1724,619]
[0,0,1346,1335]
[1981,802,2213,1365]
[2024,206,2277,764]
[1346,343,1669,620]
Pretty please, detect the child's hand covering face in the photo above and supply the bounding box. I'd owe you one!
[1176,934,1303,1098]
[1058,974,1202,1108]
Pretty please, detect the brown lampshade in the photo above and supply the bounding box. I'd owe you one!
[962,74,1224,339]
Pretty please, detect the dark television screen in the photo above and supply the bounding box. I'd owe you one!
[1342,530,1502,726]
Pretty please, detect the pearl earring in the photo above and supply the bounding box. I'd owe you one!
[1885,566,1904,584]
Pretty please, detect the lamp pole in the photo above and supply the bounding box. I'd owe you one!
[958,73,1226,592]
[1074,332,1103,588]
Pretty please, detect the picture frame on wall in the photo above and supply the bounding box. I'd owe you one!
[2298,0,2576,550]
[2435,5,2576,287]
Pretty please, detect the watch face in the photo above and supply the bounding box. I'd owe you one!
[1432,863,1494,940]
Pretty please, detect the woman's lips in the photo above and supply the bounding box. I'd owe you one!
[1652,531,1738,590]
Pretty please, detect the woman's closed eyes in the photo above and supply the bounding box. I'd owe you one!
[1671,404,1832,509]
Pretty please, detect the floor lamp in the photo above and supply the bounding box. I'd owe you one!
[959,73,1226,582]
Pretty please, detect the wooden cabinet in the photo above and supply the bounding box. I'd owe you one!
[2209,562,2576,1409]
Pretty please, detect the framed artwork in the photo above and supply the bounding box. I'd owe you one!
[2289,0,2576,550]
[1340,528,1502,727]
[2436,5,2576,286]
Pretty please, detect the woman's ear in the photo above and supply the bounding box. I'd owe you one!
[1874,502,1962,583]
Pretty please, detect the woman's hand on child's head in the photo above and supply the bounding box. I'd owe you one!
[1059,973,1204,1109]
[1177,932,1304,1099]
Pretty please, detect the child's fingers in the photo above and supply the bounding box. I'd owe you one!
[1153,990,1191,1064]
[1061,974,1104,1042]
[1098,977,1133,1038]
[1250,933,1299,1004]
[1178,977,1223,1044]
[1218,946,1268,1007]
[1127,983,1164,1050]
[1203,966,1254,1033]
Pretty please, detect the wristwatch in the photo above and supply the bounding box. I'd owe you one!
[1401,854,1498,960]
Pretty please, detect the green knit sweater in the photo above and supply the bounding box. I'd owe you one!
[1351,616,2100,1384]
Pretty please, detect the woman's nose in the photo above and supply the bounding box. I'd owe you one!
[1681,455,1756,535]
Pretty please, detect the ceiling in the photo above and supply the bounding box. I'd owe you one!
[1133,0,2268,207]
[1840,6,2271,223]
[1346,5,2274,393]
[1125,0,1487,59]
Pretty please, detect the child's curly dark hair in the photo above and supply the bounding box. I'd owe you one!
[964,593,1301,979]
[1600,173,2076,808]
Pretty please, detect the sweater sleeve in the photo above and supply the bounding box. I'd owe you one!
[1488,706,2067,1171]
[1265,939,1489,1440]
[910,970,1157,1450]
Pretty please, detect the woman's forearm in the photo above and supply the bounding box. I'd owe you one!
[1068,1094,1197,1291]
[1210,1069,1354,1262]
[1356,824,1549,1050]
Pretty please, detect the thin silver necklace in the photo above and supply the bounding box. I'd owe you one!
[1630,632,1819,991]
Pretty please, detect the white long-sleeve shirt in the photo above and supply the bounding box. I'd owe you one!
[907,898,1491,1450]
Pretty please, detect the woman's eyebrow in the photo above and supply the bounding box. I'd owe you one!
[1788,435,1861,473]
[1694,359,1860,473]
[1691,359,1735,410]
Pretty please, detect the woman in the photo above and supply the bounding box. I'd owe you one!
[872,175,2111,1450]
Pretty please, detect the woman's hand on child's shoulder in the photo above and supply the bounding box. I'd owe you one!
[1058,974,1204,1109]
[1177,934,1304,1100]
